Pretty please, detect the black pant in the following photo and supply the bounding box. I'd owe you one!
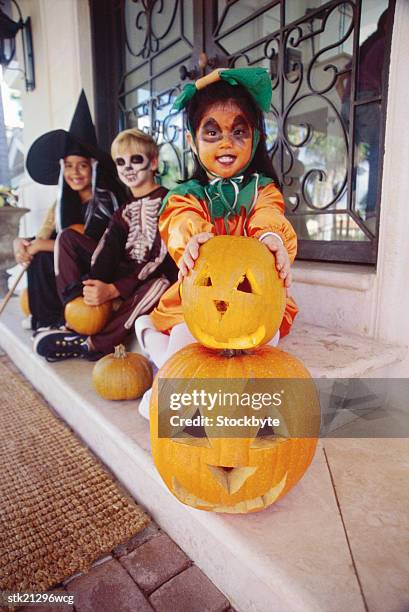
[54,228,170,354]
[27,252,64,330]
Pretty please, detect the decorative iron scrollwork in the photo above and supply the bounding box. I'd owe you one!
[120,0,193,187]
[126,0,180,59]
[118,0,392,261]
[213,0,379,245]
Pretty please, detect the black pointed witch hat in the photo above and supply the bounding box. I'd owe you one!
[68,90,98,149]
[26,90,114,185]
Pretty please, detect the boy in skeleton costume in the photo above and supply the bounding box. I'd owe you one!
[34,129,177,361]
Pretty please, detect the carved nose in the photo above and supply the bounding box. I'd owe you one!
[214,300,229,317]
[207,465,257,494]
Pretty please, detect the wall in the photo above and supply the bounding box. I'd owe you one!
[293,0,409,375]
[372,0,409,375]
[10,0,93,237]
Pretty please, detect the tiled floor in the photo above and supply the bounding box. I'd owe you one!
[323,438,409,612]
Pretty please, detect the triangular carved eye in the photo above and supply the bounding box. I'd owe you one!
[182,409,207,437]
[257,421,276,437]
[173,409,211,448]
[250,417,289,449]
[236,274,253,293]
[196,275,212,287]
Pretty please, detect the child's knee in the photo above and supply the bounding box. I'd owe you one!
[59,227,86,249]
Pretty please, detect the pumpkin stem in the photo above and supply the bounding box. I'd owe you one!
[114,344,127,359]
[219,349,253,358]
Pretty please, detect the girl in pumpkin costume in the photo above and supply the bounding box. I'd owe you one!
[135,67,298,414]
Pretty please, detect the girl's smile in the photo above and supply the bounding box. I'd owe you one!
[63,156,92,192]
[191,102,253,178]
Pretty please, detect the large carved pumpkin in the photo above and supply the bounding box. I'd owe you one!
[150,344,320,514]
[182,235,286,350]
[65,296,112,335]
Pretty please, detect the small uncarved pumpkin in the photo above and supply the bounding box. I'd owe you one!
[20,288,30,316]
[69,223,85,234]
[92,344,153,400]
[182,235,286,350]
[65,296,112,335]
[150,343,320,514]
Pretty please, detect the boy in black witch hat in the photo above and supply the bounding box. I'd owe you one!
[14,91,125,331]
[33,128,177,362]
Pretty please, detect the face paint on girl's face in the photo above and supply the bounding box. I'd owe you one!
[115,152,152,189]
[194,102,253,178]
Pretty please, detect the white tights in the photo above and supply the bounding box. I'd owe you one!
[135,315,280,369]
[136,319,196,369]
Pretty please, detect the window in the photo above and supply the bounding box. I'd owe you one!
[91,0,395,264]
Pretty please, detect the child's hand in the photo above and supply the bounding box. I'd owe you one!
[260,235,292,289]
[178,232,214,281]
[82,279,119,305]
[13,238,32,265]
[27,238,47,256]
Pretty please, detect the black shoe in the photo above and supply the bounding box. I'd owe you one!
[31,323,67,339]
[33,331,102,362]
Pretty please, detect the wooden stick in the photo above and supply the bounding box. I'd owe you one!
[195,68,223,90]
[0,264,29,317]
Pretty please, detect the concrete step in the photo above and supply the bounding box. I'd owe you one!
[0,298,407,612]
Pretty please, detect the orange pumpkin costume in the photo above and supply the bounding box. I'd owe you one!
[150,182,298,338]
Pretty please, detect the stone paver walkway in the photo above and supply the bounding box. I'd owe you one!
[0,352,234,612]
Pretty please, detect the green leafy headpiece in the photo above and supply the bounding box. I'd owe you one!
[172,67,272,113]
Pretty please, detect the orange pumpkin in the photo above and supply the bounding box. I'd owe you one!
[182,235,286,350]
[150,344,320,514]
[64,296,112,335]
[19,288,30,316]
[69,224,85,234]
[92,344,152,400]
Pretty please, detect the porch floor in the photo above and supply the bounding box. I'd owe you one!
[1,298,408,612]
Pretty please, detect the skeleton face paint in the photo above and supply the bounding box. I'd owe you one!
[115,152,152,190]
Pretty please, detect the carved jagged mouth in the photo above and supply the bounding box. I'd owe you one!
[192,324,266,349]
[172,471,288,513]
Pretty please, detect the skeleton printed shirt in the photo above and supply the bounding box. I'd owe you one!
[123,196,163,264]
[90,186,175,299]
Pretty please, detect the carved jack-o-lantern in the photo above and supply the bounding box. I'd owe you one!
[182,235,286,350]
[150,344,320,514]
